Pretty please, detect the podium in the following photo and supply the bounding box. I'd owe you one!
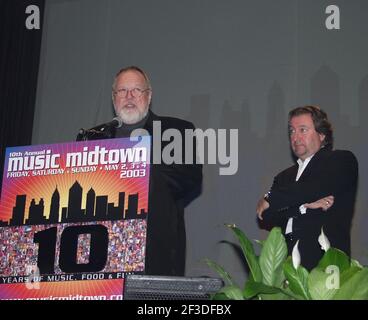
[0,137,151,300]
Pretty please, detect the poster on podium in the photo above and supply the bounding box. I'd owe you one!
[0,136,151,300]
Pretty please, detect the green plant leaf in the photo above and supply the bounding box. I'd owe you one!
[243,277,281,299]
[218,285,245,300]
[226,224,263,283]
[316,248,350,273]
[333,268,368,300]
[283,257,311,300]
[259,292,291,300]
[259,227,287,287]
[203,258,235,286]
[340,266,361,286]
[254,239,265,247]
[279,287,304,300]
[308,268,339,300]
[211,292,230,300]
[350,259,363,269]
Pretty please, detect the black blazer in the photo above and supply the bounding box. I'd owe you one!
[115,110,202,276]
[261,147,358,270]
[78,110,202,275]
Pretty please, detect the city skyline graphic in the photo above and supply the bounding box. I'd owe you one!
[0,180,147,227]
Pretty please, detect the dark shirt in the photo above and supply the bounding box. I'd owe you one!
[115,113,149,138]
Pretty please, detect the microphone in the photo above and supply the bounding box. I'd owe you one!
[77,117,123,141]
[100,117,123,129]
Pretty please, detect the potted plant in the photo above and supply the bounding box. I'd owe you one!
[205,225,368,300]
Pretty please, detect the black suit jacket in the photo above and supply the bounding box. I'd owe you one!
[261,147,358,270]
[113,110,202,276]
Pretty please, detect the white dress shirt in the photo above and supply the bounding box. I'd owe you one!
[285,154,315,234]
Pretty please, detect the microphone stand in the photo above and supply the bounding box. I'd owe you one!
[76,124,115,141]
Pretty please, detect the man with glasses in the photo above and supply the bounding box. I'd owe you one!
[256,106,358,270]
[111,66,202,276]
[112,66,152,129]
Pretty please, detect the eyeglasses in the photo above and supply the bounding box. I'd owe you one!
[113,87,150,98]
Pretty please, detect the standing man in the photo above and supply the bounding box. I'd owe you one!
[257,106,358,270]
[81,66,202,276]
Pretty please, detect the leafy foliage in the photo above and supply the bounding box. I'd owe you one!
[206,225,368,300]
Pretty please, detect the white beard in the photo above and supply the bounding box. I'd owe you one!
[116,107,148,125]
